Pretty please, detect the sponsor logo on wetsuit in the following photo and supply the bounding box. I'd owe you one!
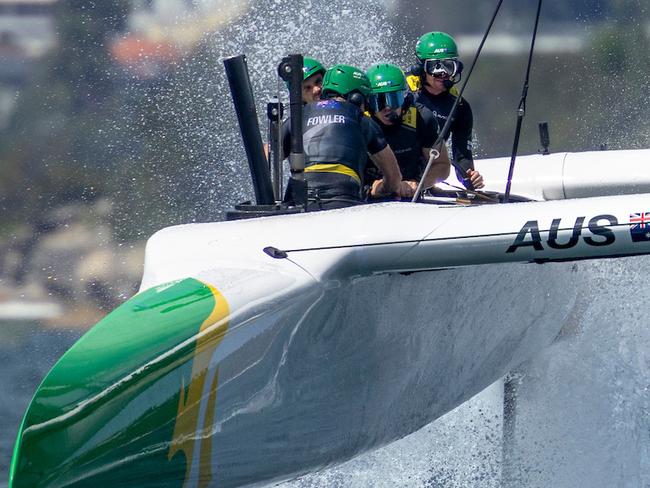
[431,110,448,121]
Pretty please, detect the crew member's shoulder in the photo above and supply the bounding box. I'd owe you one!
[448,87,471,108]
[414,101,434,118]
[361,113,381,129]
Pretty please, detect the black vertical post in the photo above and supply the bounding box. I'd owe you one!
[278,54,307,206]
[278,54,305,177]
[224,55,275,206]
[267,97,284,201]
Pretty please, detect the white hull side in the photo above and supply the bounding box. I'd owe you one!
[135,193,650,486]
[472,149,650,200]
[188,261,580,487]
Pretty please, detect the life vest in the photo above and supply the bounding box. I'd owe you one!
[302,100,368,196]
[365,105,425,183]
[386,106,423,181]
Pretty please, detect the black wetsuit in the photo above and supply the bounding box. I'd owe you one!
[282,99,387,209]
[364,102,438,186]
[416,88,475,184]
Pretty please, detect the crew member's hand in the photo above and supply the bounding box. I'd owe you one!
[370,179,386,197]
[370,179,401,199]
[466,169,484,189]
[399,180,418,198]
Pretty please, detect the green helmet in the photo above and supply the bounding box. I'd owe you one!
[303,57,325,80]
[415,31,459,61]
[321,64,371,98]
[366,63,406,94]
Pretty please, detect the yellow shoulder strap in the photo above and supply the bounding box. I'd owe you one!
[406,74,420,92]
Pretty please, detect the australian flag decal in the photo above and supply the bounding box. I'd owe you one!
[629,212,650,242]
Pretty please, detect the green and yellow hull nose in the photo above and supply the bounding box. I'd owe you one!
[9,277,229,488]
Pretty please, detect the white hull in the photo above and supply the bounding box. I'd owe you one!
[11,150,650,487]
[138,191,650,486]
[194,262,578,486]
[474,148,650,200]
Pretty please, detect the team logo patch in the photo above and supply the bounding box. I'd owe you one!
[317,100,341,108]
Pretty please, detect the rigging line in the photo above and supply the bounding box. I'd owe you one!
[412,0,506,203]
[503,0,544,203]
[273,221,635,254]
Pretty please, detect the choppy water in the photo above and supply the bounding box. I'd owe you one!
[0,321,83,486]
[2,256,649,487]
[281,256,650,487]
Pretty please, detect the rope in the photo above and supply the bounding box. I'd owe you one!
[503,0,544,203]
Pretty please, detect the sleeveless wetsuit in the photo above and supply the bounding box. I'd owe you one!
[283,99,387,206]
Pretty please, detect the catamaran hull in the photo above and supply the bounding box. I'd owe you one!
[196,262,578,487]
[10,194,650,487]
[10,262,579,488]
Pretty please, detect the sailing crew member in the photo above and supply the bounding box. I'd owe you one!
[364,63,451,199]
[408,31,484,190]
[301,57,326,103]
[282,64,402,210]
[268,57,326,160]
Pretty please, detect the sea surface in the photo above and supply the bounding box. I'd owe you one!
[0,321,83,486]
[282,256,650,487]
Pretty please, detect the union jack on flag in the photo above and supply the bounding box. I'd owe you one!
[629,212,650,242]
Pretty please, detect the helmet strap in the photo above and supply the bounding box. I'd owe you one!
[347,91,365,107]
[401,91,414,112]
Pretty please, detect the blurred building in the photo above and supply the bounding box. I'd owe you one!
[0,0,57,59]
[111,0,250,79]
[456,32,586,56]
[0,0,58,128]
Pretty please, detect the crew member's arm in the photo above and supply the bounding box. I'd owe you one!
[451,101,484,189]
[419,143,450,189]
[404,104,450,195]
[362,116,402,197]
[369,145,402,197]
[397,144,451,198]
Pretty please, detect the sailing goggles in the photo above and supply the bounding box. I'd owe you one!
[368,90,405,112]
[423,58,462,79]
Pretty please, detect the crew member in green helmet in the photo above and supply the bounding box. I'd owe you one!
[364,63,451,199]
[410,31,484,190]
[282,64,402,210]
[301,57,326,103]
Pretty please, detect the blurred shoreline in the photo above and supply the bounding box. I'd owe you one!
[0,197,144,330]
[0,296,107,329]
